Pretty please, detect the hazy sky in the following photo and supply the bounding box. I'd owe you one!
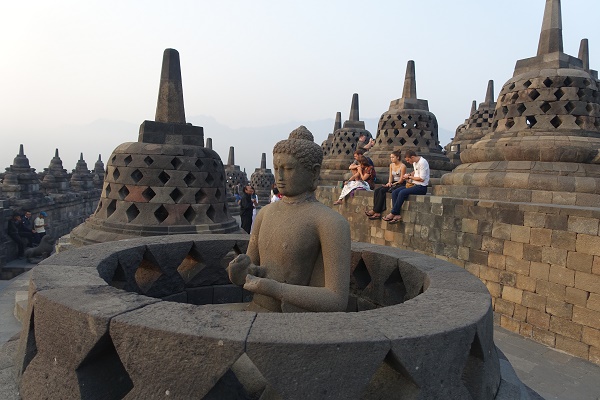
[1,0,599,174]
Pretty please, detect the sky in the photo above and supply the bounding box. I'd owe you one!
[1,0,599,175]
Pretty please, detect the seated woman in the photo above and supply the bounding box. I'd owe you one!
[365,150,406,220]
[334,155,374,205]
[383,149,430,224]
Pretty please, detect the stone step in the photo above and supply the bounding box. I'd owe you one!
[13,291,28,323]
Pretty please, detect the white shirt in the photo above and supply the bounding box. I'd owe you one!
[413,157,430,186]
[34,217,46,233]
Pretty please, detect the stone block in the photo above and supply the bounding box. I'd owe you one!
[510,225,530,244]
[550,230,577,251]
[488,253,506,269]
[565,287,589,307]
[568,216,599,235]
[530,262,550,280]
[545,214,568,230]
[503,241,523,259]
[462,218,479,234]
[246,313,390,400]
[527,309,550,329]
[582,327,600,348]
[516,275,536,292]
[576,234,600,256]
[536,280,566,300]
[485,281,501,298]
[492,223,511,240]
[530,228,552,246]
[499,271,516,287]
[513,304,527,322]
[591,347,600,365]
[555,335,589,359]
[532,327,555,347]
[522,244,542,263]
[588,293,600,312]
[520,323,533,337]
[110,302,256,399]
[549,265,575,287]
[502,286,523,304]
[546,298,573,319]
[495,298,515,316]
[500,315,520,333]
[594,256,600,275]
[541,247,567,266]
[566,252,593,273]
[481,236,504,254]
[186,286,214,305]
[505,257,530,276]
[458,246,470,261]
[574,271,600,294]
[479,266,500,282]
[522,291,546,311]
[523,211,546,228]
[469,249,488,265]
[573,306,600,330]
[213,284,243,304]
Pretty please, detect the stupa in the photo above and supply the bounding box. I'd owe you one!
[41,149,70,194]
[445,81,496,166]
[320,111,341,156]
[69,48,239,246]
[436,0,600,206]
[1,145,42,200]
[225,146,247,215]
[70,153,94,191]
[250,153,274,206]
[92,154,105,189]
[367,61,453,181]
[320,94,372,185]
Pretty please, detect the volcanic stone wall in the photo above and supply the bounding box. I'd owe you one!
[316,187,600,365]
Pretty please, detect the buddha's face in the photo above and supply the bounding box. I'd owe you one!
[273,153,318,197]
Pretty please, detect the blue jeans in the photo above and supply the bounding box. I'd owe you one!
[390,185,428,215]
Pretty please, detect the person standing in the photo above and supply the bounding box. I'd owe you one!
[240,185,258,234]
[19,211,35,247]
[382,150,429,224]
[7,213,24,258]
[34,211,48,244]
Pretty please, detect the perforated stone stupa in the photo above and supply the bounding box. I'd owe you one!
[367,61,453,180]
[436,0,600,206]
[320,94,373,185]
[250,153,274,206]
[2,145,42,200]
[70,153,94,191]
[446,80,497,166]
[69,48,238,246]
[320,111,341,156]
[225,146,247,215]
[41,149,70,194]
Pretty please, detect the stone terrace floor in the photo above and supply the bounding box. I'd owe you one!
[1,258,600,399]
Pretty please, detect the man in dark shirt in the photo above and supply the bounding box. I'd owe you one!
[19,211,35,247]
[239,185,257,234]
[7,212,24,257]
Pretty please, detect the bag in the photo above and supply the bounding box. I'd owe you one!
[405,182,415,188]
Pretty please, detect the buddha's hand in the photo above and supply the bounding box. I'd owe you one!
[228,254,264,286]
[244,275,281,299]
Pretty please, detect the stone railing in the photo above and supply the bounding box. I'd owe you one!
[13,234,517,399]
[316,186,600,366]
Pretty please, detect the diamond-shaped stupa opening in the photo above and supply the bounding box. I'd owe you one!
[170,188,183,203]
[107,200,117,218]
[550,116,562,128]
[215,188,222,201]
[540,102,551,113]
[183,172,196,186]
[516,104,527,116]
[171,157,182,170]
[543,77,553,87]
[142,187,156,201]
[144,156,154,166]
[526,116,537,128]
[353,259,372,290]
[118,185,130,200]
[124,155,132,166]
[105,183,112,196]
[195,189,207,203]
[183,206,196,223]
[554,88,565,100]
[158,171,170,185]
[205,173,215,186]
[131,169,143,183]
[195,159,204,170]
[206,205,216,222]
[126,204,140,222]
[154,205,169,223]
[564,102,575,114]
[113,168,120,180]
[528,89,540,101]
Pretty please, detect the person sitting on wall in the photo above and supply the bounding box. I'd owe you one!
[365,150,407,220]
[7,212,25,258]
[357,133,375,151]
[334,155,375,205]
[382,149,430,224]
[228,127,351,312]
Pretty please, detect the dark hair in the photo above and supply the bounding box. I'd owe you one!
[354,148,367,156]
[391,150,402,159]
[273,187,279,195]
[357,155,370,166]
[405,149,417,158]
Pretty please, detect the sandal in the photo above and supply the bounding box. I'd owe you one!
[382,214,395,222]
[388,216,402,224]
[365,210,375,217]
[368,214,381,220]
[333,200,343,205]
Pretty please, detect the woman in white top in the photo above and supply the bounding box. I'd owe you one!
[382,150,429,224]
[365,150,406,220]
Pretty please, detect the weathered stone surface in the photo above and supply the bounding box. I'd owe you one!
[246,312,390,400]
[110,302,255,399]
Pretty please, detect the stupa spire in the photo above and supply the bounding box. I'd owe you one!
[402,60,417,99]
[470,101,477,115]
[228,147,235,165]
[19,144,24,156]
[348,93,359,121]
[334,112,341,132]
[155,48,186,124]
[79,153,84,161]
[55,149,59,158]
[206,138,213,150]
[579,38,590,70]
[260,153,266,169]
[537,0,563,56]
[484,80,494,105]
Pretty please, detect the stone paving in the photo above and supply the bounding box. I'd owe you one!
[1,258,600,399]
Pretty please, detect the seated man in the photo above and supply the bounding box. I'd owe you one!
[228,127,351,312]
[382,149,429,224]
